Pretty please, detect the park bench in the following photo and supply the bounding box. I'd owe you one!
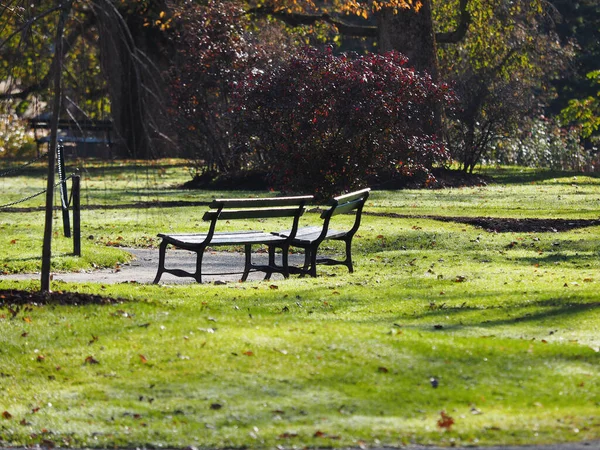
[152,195,313,284]
[28,117,113,158]
[268,188,370,278]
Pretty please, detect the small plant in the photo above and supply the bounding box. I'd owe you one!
[489,117,592,171]
[0,104,36,159]
[232,47,453,198]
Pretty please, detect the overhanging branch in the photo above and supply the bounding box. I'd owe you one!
[247,6,377,38]
[436,0,471,44]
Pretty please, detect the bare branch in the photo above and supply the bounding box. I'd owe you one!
[0,9,95,100]
[0,4,63,50]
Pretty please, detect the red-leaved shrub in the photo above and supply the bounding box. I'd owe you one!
[232,46,454,198]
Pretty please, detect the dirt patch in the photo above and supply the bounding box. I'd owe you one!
[368,212,600,233]
[0,289,125,306]
[447,217,600,233]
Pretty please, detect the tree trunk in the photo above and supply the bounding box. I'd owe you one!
[41,1,72,292]
[377,0,439,81]
[377,1,443,136]
[95,8,150,158]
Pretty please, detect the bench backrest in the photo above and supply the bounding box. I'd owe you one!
[319,188,370,239]
[202,195,314,240]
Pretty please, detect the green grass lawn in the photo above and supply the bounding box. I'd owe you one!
[0,159,599,448]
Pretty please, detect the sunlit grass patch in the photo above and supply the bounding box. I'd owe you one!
[0,161,599,447]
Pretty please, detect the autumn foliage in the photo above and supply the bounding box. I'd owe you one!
[232,47,453,197]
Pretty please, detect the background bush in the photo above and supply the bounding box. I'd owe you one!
[232,47,453,198]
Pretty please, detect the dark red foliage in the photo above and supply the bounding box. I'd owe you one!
[167,1,266,171]
[232,46,454,198]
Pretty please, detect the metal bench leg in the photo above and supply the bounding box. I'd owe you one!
[263,245,276,280]
[153,240,169,284]
[281,244,290,279]
[194,249,204,283]
[344,238,354,273]
[242,244,252,282]
[308,246,318,278]
[297,248,310,278]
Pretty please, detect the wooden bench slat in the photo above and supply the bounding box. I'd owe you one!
[333,188,371,204]
[203,206,306,221]
[327,198,364,217]
[210,196,313,208]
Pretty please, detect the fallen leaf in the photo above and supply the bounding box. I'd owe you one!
[84,356,99,365]
[279,432,298,439]
[139,354,148,364]
[37,354,45,362]
[210,403,222,410]
[377,366,389,373]
[243,351,254,356]
[269,284,279,290]
[437,411,454,430]
[2,411,12,419]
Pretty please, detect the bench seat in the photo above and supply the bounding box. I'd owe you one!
[153,196,312,284]
[268,188,370,277]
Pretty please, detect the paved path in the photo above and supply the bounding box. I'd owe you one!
[0,248,306,285]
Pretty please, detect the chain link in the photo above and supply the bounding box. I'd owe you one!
[0,152,48,177]
[0,174,74,210]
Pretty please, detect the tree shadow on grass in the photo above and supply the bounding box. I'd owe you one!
[482,168,600,185]
[407,294,600,334]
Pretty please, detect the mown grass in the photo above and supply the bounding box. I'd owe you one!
[0,159,599,448]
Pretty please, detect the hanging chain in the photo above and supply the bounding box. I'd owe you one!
[57,144,69,209]
[0,174,74,210]
[0,152,48,177]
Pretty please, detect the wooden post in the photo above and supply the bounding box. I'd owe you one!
[72,174,81,256]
